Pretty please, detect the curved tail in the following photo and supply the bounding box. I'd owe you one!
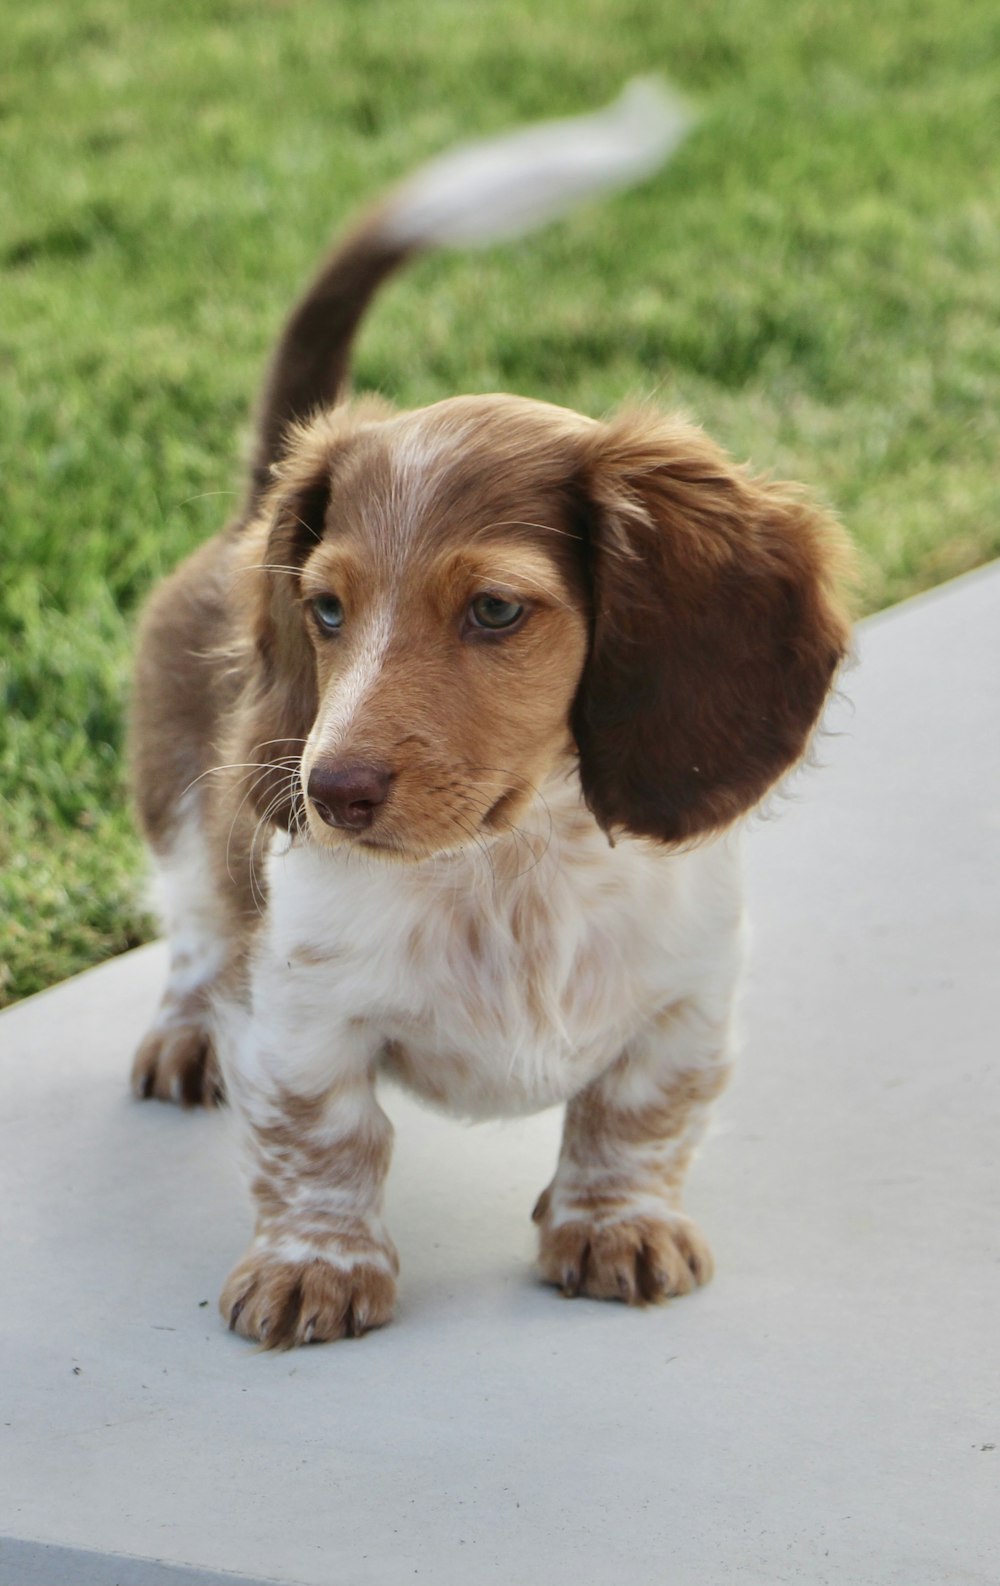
[247,79,693,507]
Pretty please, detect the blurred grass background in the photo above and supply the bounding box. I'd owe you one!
[2,0,1000,1005]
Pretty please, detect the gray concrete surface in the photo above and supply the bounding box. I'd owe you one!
[1,564,998,1586]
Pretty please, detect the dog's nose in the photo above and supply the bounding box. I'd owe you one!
[307,763,393,830]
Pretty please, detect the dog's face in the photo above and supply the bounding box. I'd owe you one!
[295,399,591,860]
[239,393,851,859]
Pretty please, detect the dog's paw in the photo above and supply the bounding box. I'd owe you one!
[220,1242,398,1348]
[534,1201,713,1305]
[131,1020,224,1108]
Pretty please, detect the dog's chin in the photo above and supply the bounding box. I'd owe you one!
[302,815,496,866]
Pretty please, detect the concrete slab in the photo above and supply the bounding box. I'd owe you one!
[1,564,998,1586]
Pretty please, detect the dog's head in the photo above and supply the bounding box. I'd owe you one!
[237,393,851,860]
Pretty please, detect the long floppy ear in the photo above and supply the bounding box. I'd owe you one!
[571,412,853,844]
[235,399,393,830]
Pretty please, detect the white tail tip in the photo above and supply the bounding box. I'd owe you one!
[382,78,695,249]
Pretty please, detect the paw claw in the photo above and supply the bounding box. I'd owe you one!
[228,1288,253,1332]
[220,1247,397,1349]
[131,1020,224,1109]
[536,1207,713,1307]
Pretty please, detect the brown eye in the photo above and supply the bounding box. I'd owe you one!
[468,594,525,631]
[311,594,344,633]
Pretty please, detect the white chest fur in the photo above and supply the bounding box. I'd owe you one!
[246,790,746,1119]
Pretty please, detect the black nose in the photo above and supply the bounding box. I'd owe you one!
[307,763,393,830]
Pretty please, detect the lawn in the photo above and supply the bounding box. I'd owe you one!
[2,0,999,1007]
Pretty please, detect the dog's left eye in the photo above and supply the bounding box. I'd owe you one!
[467,594,525,631]
[311,595,345,632]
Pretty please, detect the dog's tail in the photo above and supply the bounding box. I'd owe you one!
[247,79,693,505]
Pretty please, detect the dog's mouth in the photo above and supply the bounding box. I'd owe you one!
[300,783,526,864]
[297,744,548,863]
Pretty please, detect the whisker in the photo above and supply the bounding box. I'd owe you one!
[498,810,553,878]
[224,758,302,888]
[233,563,308,579]
[247,777,301,911]
[475,517,580,543]
[181,761,271,799]
[179,739,309,803]
[448,775,555,881]
[225,764,286,889]
[289,511,323,544]
[448,808,499,897]
[175,489,240,507]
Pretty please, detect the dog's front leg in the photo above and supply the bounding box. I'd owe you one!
[534,998,733,1306]
[217,999,397,1348]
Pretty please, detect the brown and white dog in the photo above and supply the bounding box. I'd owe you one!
[129,85,852,1348]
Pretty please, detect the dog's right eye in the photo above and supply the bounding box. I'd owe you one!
[311,595,345,633]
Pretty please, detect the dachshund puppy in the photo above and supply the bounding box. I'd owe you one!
[129,85,851,1347]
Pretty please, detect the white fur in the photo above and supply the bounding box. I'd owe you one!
[251,1232,396,1276]
[151,791,228,1021]
[381,79,694,249]
[385,412,469,539]
[542,1189,701,1234]
[217,773,746,1123]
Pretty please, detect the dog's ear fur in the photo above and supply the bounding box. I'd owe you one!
[236,399,393,830]
[571,412,853,845]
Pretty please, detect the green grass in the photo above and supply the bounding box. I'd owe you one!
[3,0,1000,1006]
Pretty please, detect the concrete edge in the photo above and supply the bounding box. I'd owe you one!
[0,1536,301,1586]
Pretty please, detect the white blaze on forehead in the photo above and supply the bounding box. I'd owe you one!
[382,411,475,551]
[307,601,395,760]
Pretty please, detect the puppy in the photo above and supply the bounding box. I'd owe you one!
[129,85,851,1348]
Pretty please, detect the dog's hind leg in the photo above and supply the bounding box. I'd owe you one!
[128,531,249,1107]
[130,790,233,1107]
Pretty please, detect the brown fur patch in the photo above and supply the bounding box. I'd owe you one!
[564,1059,729,1163]
[248,1082,393,1231]
[289,941,344,968]
[573,410,854,844]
